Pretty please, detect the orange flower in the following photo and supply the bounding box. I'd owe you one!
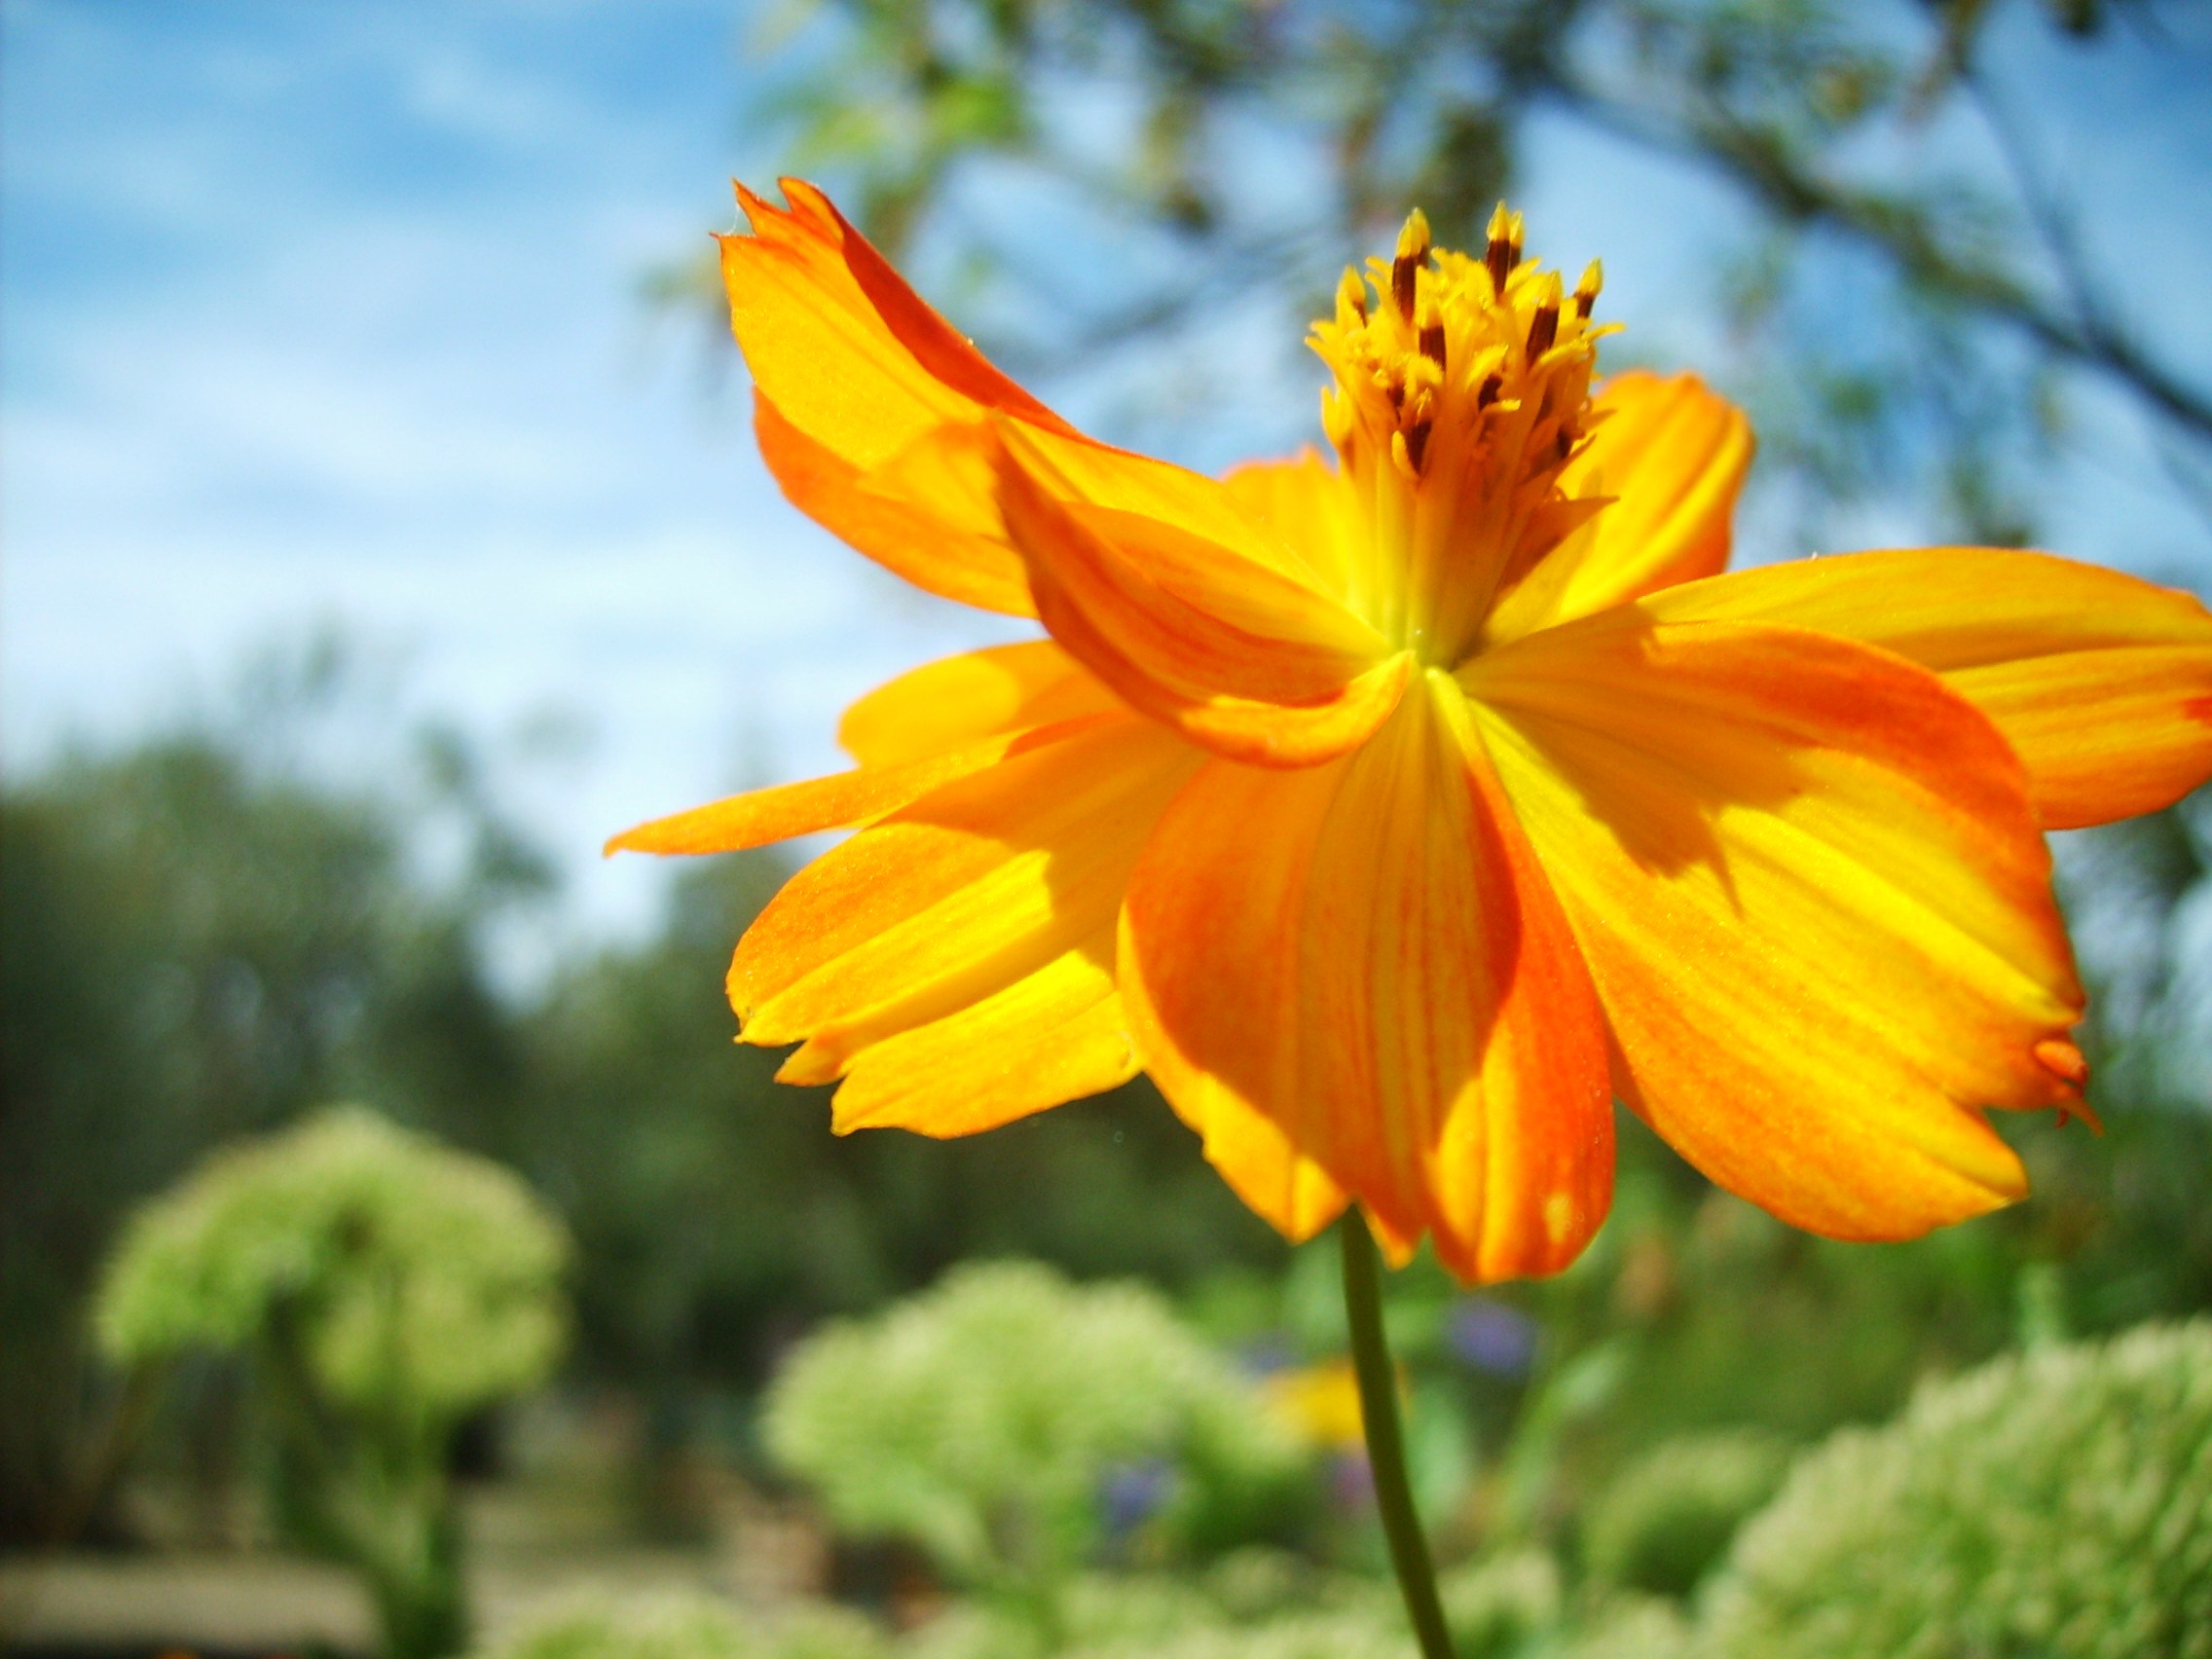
[612,181,2212,1285]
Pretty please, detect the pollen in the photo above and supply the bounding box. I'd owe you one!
[1307,203,1618,662]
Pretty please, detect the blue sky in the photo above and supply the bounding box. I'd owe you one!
[5,0,2209,944]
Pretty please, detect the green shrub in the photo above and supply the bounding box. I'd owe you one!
[1579,1430,1790,1599]
[478,1593,888,1659]
[97,1107,570,1659]
[763,1262,1304,1604]
[1549,1595,1693,1659]
[1700,1319,2212,1659]
[1438,1549,1562,1659]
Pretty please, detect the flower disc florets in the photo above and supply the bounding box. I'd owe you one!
[1310,205,1613,665]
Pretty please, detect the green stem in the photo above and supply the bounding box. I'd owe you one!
[1340,1212,1455,1659]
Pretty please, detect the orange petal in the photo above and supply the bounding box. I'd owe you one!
[755,394,1035,615]
[604,713,1119,856]
[836,640,1124,766]
[724,178,1071,467]
[996,423,1411,766]
[1466,611,2086,1242]
[1120,673,1614,1283]
[725,180,1097,615]
[730,715,1199,1131]
[1220,448,1361,605]
[1485,371,1751,645]
[1641,547,2212,829]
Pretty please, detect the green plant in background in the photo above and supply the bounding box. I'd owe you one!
[96,1107,571,1659]
[1578,1429,1790,1601]
[477,1591,888,1659]
[1698,1319,2212,1659]
[763,1261,1308,1633]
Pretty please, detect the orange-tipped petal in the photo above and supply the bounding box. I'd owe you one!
[995,424,1411,766]
[729,715,1199,1129]
[1485,371,1751,644]
[1467,611,2086,1242]
[724,178,1071,462]
[1641,547,2212,829]
[604,713,1119,856]
[1120,674,1614,1283]
[837,640,1124,766]
[725,180,1092,614]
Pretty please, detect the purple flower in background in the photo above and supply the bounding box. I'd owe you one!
[1330,1449,1375,1511]
[1100,1457,1174,1536]
[1446,1297,1537,1378]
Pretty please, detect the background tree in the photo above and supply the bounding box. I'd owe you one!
[725,0,2209,550]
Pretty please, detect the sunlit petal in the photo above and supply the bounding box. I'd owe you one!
[731,716,1199,1128]
[1640,547,2212,829]
[1220,448,1362,605]
[826,947,1135,1137]
[837,640,1123,766]
[754,396,1035,615]
[605,713,1120,856]
[996,423,1411,766]
[1467,611,2084,1241]
[1121,675,1612,1281]
[1484,371,1751,645]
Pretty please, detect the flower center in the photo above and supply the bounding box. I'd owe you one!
[1309,205,1611,667]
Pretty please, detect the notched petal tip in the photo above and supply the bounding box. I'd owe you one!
[2032,1038,2102,1133]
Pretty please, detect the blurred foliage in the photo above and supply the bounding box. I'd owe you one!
[99,1107,569,1425]
[1699,1318,2212,1658]
[479,1591,890,1659]
[0,640,547,1548]
[736,0,2212,550]
[0,649,1284,1551]
[763,1262,1309,1617]
[550,1321,2210,1659]
[1576,1429,1788,1600]
[96,1108,570,1659]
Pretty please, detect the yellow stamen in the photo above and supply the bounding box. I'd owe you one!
[1304,201,1609,664]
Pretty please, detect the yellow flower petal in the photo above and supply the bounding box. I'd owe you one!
[1466,611,2085,1241]
[1640,547,2212,829]
[836,640,1123,766]
[1485,371,1751,645]
[1120,674,1613,1282]
[730,715,1199,1126]
[826,945,1135,1136]
[604,713,1119,855]
[1219,447,1362,604]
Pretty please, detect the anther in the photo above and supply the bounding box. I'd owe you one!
[1417,298,1446,369]
[1484,202,1521,294]
[1527,302,1559,358]
[1475,372,1502,409]
[1392,209,1431,322]
[1573,259,1603,319]
[1404,420,1432,472]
